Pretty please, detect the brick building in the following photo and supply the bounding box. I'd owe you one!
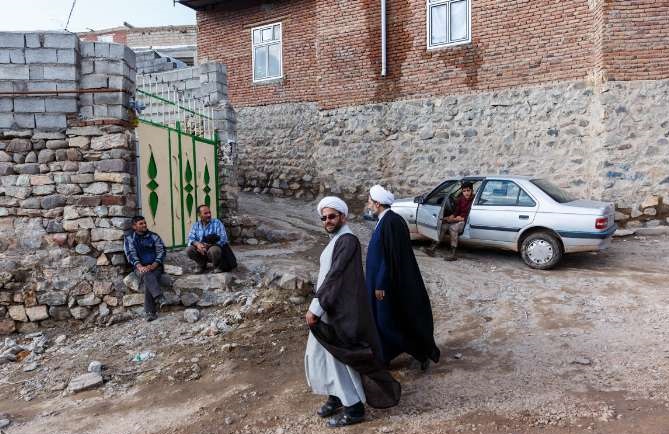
[79,24,197,65]
[180,0,669,223]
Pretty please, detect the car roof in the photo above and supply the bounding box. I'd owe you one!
[448,175,535,181]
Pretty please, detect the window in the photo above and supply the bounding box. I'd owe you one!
[252,22,282,82]
[477,180,536,207]
[531,179,577,204]
[425,181,458,206]
[427,0,471,49]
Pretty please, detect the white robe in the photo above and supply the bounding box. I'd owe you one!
[304,224,366,406]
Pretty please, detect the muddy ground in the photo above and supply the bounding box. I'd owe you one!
[2,193,669,434]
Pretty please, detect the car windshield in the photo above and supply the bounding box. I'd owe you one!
[531,179,577,203]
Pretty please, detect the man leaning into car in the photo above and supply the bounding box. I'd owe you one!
[441,181,475,261]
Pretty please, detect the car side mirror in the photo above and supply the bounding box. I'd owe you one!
[414,195,424,204]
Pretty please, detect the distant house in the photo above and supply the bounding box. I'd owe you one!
[179,0,669,218]
[78,24,197,66]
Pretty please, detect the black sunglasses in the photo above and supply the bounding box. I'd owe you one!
[320,213,340,221]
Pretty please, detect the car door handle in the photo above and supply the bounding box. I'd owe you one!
[519,215,529,220]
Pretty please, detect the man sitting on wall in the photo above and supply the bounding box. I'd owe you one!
[123,215,167,322]
[441,181,475,261]
[186,205,237,273]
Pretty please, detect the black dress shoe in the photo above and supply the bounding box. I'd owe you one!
[326,414,364,428]
[317,398,342,418]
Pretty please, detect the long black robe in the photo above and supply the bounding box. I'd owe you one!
[310,233,401,409]
[376,210,440,364]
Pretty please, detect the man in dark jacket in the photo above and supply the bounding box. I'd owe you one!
[123,215,167,321]
[305,196,400,428]
[366,185,440,371]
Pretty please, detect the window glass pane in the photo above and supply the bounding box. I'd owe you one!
[479,181,521,206]
[262,27,273,42]
[268,43,281,78]
[253,29,261,45]
[430,5,447,46]
[450,0,468,41]
[254,46,267,80]
[531,179,577,203]
[273,24,281,40]
[425,181,455,206]
[518,189,536,207]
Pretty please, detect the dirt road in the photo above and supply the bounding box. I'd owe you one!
[2,193,669,434]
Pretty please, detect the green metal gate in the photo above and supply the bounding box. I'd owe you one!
[136,89,220,248]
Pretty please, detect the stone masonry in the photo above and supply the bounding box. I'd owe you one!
[0,32,139,335]
[236,79,669,228]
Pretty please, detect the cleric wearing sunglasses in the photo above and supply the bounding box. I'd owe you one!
[304,196,400,428]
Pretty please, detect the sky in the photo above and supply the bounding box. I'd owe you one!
[0,0,196,32]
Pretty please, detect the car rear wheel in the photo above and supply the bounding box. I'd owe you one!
[520,231,562,270]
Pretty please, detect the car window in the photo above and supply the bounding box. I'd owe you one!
[477,180,536,207]
[424,181,457,206]
[531,179,576,203]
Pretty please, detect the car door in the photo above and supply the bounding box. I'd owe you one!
[416,180,459,241]
[468,179,538,243]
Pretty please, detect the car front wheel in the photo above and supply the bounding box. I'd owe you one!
[520,231,562,270]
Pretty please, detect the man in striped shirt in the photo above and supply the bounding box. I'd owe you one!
[186,205,237,273]
[123,215,167,321]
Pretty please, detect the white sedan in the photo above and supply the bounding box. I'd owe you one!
[391,176,616,269]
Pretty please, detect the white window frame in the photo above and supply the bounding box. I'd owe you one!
[426,0,471,50]
[251,22,283,83]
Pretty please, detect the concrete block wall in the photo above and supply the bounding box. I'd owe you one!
[0,32,135,127]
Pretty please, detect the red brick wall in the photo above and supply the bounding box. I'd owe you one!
[79,31,128,45]
[196,0,667,109]
[602,1,669,81]
[197,0,318,106]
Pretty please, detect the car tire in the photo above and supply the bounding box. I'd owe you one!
[520,231,562,270]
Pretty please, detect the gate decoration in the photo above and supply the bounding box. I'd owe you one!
[136,89,220,248]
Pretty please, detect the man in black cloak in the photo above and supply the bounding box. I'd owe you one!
[366,185,441,370]
[305,196,401,428]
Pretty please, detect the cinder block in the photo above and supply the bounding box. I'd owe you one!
[93,105,108,117]
[80,74,108,89]
[80,42,95,58]
[9,49,25,64]
[94,60,122,75]
[14,113,35,129]
[0,64,29,80]
[93,92,127,105]
[14,97,46,113]
[0,51,9,63]
[57,49,76,64]
[78,93,93,105]
[35,113,66,130]
[177,68,194,81]
[81,59,94,75]
[43,65,76,80]
[27,81,58,92]
[94,43,110,58]
[108,43,125,59]
[56,82,77,92]
[108,76,134,91]
[25,33,41,48]
[29,65,44,79]
[0,113,13,128]
[45,97,78,113]
[106,104,127,120]
[25,48,58,63]
[0,32,25,48]
[0,97,12,111]
[43,33,77,49]
[79,105,93,119]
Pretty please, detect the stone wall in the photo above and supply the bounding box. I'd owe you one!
[236,78,669,226]
[0,32,139,335]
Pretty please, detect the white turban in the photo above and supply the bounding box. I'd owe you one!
[369,185,395,205]
[317,196,349,217]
